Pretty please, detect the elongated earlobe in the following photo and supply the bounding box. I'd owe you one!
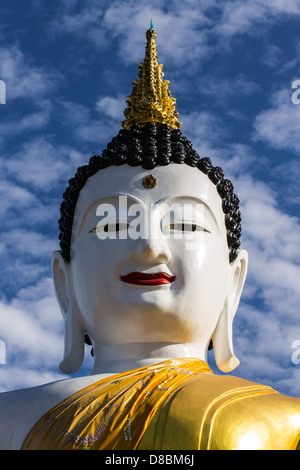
[212,249,248,373]
[51,251,85,374]
[59,311,85,374]
[212,299,240,373]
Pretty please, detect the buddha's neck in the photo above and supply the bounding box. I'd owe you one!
[91,341,208,375]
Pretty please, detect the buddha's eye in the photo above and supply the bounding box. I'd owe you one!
[89,222,130,234]
[166,223,210,233]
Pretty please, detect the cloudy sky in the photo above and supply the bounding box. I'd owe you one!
[0,0,300,397]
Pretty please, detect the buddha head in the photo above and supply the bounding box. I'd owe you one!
[51,27,248,375]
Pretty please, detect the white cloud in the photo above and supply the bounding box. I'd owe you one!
[180,113,262,180]
[96,94,126,120]
[241,183,300,261]
[214,0,300,37]
[42,0,300,76]
[1,230,57,259]
[60,100,121,145]
[0,228,56,293]
[271,159,300,206]
[3,139,67,190]
[0,100,52,144]
[0,179,36,217]
[0,277,65,391]
[0,275,95,392]
[1,136,87,191]
[225,173,300,395]
[102,2,212,67]
[1,0,300,400]
[12,277,62,332]
[260,44,283,69]
[234,300,300,394]
[46,1,213,67]
[276,368,300,397]
[253,88,300,154]
[46,0,107,46]
[180,110,226,152]
[0,44,61,102]
[197,74,260,106]
[0,366,63,393]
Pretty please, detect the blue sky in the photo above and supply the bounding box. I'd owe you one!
[0,0,300,396]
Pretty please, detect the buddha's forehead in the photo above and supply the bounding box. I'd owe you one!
[73,163,225,231]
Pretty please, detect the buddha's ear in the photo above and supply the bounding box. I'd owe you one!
[212,249,248,373]
[51,250,85,374]
[51,251,70,318]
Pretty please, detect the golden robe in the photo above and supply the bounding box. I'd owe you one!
[22,358,300,450]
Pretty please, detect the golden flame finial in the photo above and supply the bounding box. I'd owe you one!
[121,23,182,130]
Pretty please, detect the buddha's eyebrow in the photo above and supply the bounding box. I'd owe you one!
[76,193,222,237]
[76,194,145,236]
[155,195,221,232]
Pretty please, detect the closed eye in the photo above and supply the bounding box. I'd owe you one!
[89,223,130,233]
[167,223,210,233]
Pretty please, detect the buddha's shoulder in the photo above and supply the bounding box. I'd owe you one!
[0,373,113,449]
[0,373,109,410]
[216,375,300,450]
[186,372,300,405]
[165,373,300,450]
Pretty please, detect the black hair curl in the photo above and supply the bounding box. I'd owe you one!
[59,123,241,263]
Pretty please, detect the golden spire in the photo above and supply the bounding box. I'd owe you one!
[121,23,182,130]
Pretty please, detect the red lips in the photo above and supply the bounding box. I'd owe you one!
[120,272,176,286]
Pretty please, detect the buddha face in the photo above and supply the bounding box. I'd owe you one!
[66,163,244,358]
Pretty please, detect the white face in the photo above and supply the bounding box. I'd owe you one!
[70,163,231,350]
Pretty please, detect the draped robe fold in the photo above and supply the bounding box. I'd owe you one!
[22,358,300,450]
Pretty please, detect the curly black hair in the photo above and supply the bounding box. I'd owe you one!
[58,123,241,263]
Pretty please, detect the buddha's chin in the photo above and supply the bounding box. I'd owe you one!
[117,286,176,313]
[117,304,192,345]
[92,301,193,346]
[109,321,191,346]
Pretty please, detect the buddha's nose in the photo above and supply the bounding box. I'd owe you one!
[128,235,171,265]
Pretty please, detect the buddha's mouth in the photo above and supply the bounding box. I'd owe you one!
[120,272,176,286]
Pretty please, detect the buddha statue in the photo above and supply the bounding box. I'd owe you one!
[0,26,300,451]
